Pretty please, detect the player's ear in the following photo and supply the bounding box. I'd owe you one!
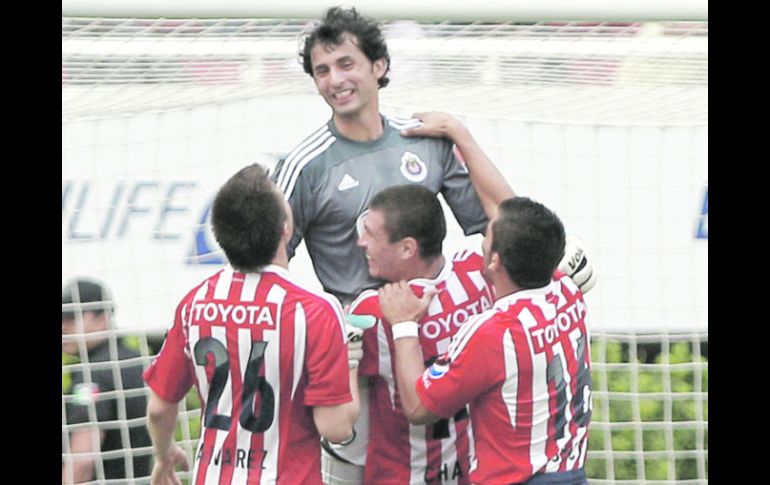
[281,199,294,238]
[373,58,388,81]
[400,237,418,260]
[488,252,502,273]
[281,220,292,240]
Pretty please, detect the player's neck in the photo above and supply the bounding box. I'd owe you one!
[271,244,289,269]
[333,108,384,142]
[404,254,445,282]
[491,275,521,300]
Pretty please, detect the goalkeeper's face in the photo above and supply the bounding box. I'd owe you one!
[310,34,387,119]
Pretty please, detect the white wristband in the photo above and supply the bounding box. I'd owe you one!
[391,321,419,340]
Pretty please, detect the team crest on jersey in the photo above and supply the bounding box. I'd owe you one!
[400,152,427,182]
[73,383,101,405]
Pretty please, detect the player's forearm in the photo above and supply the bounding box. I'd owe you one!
[312,368,360,444]
[314,399,359,444]
[337,368,362,431]
[146,391,181,460]
[349,368,360,406]
[448,122,515,220]
[393,337,438,425]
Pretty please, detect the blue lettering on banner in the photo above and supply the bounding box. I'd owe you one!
[696,187,708,239]
[62,180,198,241]
[66,182,97,240]
[61,182,71,218]
[155,182,197,240]
[186,200,227,265]
[116,181,160,237]
[101,182,125,238]
[62,179,228,264]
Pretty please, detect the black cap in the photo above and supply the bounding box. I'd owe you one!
[62,278,115,319]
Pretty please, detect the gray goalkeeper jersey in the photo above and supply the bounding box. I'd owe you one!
[271,114,487,304]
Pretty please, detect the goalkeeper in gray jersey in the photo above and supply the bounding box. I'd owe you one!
[270,8,487,484]
[271,7,487,308]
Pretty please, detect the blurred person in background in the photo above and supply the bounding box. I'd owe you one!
[62,277,152,484]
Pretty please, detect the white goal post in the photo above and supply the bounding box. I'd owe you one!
[62,1,707,484]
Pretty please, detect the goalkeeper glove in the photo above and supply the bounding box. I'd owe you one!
[558,235,597,293]
[344,316,367,370]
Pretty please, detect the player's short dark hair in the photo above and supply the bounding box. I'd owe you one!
[369,185,445,259]
[491,197,566,289]
[300,6,391,88]
[211,164,287,272]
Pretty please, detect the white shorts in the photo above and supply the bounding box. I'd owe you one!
[321,447,365,485]
[321,377,369,484]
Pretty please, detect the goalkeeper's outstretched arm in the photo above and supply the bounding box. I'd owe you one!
[401,111,514,221]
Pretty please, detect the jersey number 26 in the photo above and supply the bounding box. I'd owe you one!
[194,338,276,433]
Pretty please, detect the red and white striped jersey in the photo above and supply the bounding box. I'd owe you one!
[352,250,494,485]
[143,265,352,485]
[415,273,592,484]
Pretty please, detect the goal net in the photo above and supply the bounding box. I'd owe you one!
[62,2,707,483]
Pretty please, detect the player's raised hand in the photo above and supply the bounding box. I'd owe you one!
[558,235,597,293]
[378,282,437,325]
[400,112,464,140]
[150,444,189,485]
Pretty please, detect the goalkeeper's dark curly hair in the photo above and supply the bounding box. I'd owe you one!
[491,197,566,289]
[300,6,391,88]
[211,164,287,272]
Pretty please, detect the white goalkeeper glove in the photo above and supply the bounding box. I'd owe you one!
[558,235,597,294]
[344,318,365,370]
